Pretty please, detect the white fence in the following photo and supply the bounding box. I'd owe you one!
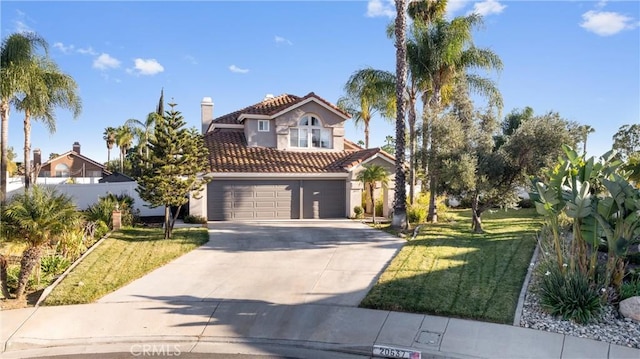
[6,178,164,217]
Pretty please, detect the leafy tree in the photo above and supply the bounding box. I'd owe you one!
[381,135,396,155]
[578,124,595,156]
[392,0,408,230]
[356,164,390,225]
[48,152,59,160]
[3,186,79,299]
[7,146,17,176]
[612,123,640,160]
[337,68,396,148]
[137,102,211,239]
[0,32,48,201]
[103,126,117,167]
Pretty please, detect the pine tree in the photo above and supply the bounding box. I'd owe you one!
[136,102,211,239]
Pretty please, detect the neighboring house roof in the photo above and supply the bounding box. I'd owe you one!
[209,92,351,130]
[99,172,134,183]
[204,129,384,174]
[41,150,111,175]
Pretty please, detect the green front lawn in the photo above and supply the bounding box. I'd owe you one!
[43,227,209,306]
[360,208,542,324]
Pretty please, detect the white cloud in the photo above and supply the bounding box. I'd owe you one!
[366,0,395,18]
[229,65,249,74]
[469,0,506,17]
[130,58,164,76]
[77,46,97,56]
[184,54,198,65]
[580,10,639,36]
[275,35,293,46]
[447,0,470,17]
[53,42,74,54]
[93,53,121,70]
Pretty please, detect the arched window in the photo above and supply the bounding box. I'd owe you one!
[54,163,70,177]
[289,115,331,149]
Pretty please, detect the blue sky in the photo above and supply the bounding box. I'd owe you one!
[1,0,639,164]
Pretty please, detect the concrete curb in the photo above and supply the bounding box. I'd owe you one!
[513,238,540,326]
[35,231,113,307]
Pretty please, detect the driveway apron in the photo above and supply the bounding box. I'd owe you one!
[98,220,405,306]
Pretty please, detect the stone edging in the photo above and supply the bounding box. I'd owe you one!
[35,231,113,307]
[513,238,540,326]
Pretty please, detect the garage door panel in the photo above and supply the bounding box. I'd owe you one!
[302,180,345,219]
[208,180,300,221]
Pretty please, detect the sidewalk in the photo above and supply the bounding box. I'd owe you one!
[2,300,639,359]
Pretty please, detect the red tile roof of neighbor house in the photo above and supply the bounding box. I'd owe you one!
[204,129,385,174]
[210,92,351,127]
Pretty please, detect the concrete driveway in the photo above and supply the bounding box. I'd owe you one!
[98,220,405,306]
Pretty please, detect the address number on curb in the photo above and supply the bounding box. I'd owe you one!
[372,345,421,359]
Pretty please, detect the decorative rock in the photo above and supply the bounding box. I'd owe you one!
[619,296,640,322]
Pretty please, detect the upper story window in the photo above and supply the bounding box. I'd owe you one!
[54,163,70,177]
[258,119,269,132]
[289,115,331,149]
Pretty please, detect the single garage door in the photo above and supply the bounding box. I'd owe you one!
[208,179,345,221]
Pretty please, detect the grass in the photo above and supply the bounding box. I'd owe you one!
[360,208,542,324]
[43,227,209,306]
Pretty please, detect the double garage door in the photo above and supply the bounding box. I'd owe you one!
[208,179,346,221]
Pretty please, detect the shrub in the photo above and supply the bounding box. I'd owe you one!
[353,206,364,219]
[84,193,139,228]
[183,215,207,224]
[41,255,70,276]
[620,276,640,300]
[407,202,427,224]
[55,227,88,261]
[536,265,603,324]
[375,198,384,217]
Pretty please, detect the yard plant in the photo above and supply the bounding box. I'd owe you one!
[43,227,208,305]
[361,208,541,323]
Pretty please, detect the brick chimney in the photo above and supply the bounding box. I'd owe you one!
[73,142,81,154]
[33,149,41,167]
[201,97,214,134]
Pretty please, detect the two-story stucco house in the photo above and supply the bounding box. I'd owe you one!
[35,142,110,180]
[189,92,395,221]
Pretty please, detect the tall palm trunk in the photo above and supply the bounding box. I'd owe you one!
[427,87,443,223]
[391,0,408,230]
[407,94,417,204]
[1,100,9,202]
[0,254,11,299]
[364,121,370,148]
[23,110,32,190]
[16,246,43,299]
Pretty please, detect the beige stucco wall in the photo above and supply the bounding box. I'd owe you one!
[348,156,396,218]
[245,119,277,147]
[274,101,345,151]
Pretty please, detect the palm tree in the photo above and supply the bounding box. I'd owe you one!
[125,112,157,163]
[337,68,396,148]
[4,186,79,299]
[13,57,82,189]
[579,125,595,155]
[392,0,408,230]
[103,126,117,168]
[0,32,48,201]
[115,125,134,173]
[356,164,390,225]
[413,14,503,222]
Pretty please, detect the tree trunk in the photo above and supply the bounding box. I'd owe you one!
[391,0,408,231]
[164,206,171,239]
[408,94,417,204]
[1,99,9,203]
[370,184,376,225]
[0,254,11,299]
[120,149,125,173]
[23,110,32,190]
[427,174,438,223]
[16,246,43,300]
[471,194,484,233]
[364,121,370,149]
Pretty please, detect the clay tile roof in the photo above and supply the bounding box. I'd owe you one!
[204,129,383,174]
[211,92,350,126]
